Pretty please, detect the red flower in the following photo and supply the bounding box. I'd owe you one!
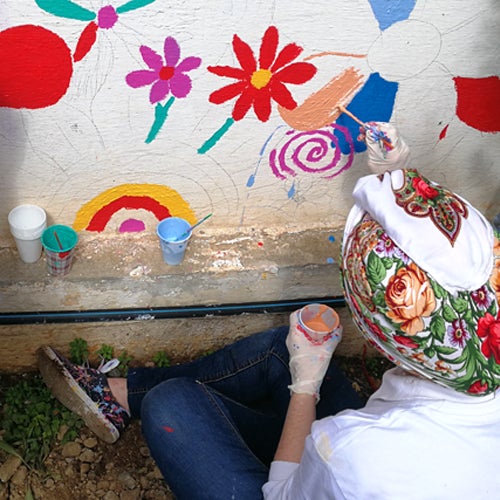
[478,313,500,363]
[393,335,419,349]
[467,380,489,394]
[207,26,316,122]
[366,318,388,342]
[412,177,439,200]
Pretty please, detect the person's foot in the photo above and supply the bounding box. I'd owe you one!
[37,346,130,444]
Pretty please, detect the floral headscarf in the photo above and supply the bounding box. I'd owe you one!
[342,169,500,396]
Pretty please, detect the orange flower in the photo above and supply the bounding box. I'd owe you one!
[385,263,436,335]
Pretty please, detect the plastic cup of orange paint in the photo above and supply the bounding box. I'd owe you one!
[297,303,340,345]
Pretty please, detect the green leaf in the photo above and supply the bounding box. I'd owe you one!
[442,305,458,323]
[434,345,457,355]
[424,347,436,358]
[450,296,468,315]
[430,279,446,299]
[372,291,387,308]
[381,257,393,269]
[430,315,446,342]
[366,251,386,288]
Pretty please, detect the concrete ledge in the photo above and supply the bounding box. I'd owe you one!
[0,228,344,311]
[0,228,372,371]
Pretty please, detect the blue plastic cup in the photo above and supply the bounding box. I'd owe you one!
[156,217,192,265]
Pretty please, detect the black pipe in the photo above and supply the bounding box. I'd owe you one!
[0,296,346,325]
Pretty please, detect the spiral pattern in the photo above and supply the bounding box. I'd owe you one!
[269,124,354,180]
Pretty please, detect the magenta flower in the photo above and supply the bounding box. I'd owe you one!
[126,37,201,143]
[126,37,201,104]
[471,286,493,310]
[375,234,397,257]
[447,319,470,348]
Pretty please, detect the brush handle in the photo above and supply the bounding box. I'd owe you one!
[178,213,213,240]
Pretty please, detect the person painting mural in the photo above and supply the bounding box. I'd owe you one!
[37,122,500,499]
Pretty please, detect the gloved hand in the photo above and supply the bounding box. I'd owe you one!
[286,309,343,401]
[359,121,410,175]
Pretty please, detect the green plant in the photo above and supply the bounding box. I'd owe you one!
[69,337,89,365]
[96,344,114,361]
[1,375,83,469]
[152,351,171,367]
[116,350,133,376]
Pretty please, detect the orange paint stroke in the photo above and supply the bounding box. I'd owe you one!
[303,51,366,62]
[278,67,365,131]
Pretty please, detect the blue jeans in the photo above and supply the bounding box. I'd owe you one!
[126,326,363,499]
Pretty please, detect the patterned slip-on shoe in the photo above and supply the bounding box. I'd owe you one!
[37,346,130,444]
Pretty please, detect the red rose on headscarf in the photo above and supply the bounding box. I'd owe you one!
[393,335,419,349]
[467,380,489,394]
[412,177,439,200]
[365,318,388,342]
[477,313,500,363]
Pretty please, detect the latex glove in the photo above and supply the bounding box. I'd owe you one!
[359,121,410,175]
[286,310,343,401]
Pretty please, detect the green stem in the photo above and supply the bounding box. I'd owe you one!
[198,117,235,154]
[145,96,175,144]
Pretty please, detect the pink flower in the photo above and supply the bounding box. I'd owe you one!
[126,37,201,103]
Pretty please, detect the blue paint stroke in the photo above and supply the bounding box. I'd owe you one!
[334,73,398,154]
[287,181,296,199]
[368,0,417,31]
[326,257,335,264]
[247,174,256,188]
[328,235,336,242]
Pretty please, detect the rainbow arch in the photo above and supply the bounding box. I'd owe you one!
[73,183,196,232]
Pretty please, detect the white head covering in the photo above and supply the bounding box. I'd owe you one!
[342,122,500,396]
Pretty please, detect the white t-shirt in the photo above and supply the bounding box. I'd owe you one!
[263,367,500,499]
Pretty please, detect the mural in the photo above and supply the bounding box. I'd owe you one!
[199,26,317,154]
[0,0,498,240]
[0,0,158,109]
[73,184,196,233]
[126,36,201,143]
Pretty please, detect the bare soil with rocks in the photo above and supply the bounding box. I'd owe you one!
[0,421,174,500]
[0,355,390,499]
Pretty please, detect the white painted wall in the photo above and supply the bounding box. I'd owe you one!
[1,0,499,244]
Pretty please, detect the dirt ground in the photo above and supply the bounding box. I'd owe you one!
[0,355,391,499]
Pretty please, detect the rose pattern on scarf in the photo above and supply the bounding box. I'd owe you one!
[393,169,468,246]
[385,263,436,335]
[341,214,500,395]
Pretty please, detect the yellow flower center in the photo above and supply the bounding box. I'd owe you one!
[250,69,272,90]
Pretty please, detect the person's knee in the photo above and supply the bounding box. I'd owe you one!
[140,377,199,425]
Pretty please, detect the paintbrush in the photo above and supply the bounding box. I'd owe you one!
[177,213,213,240]
[337,105,394,151]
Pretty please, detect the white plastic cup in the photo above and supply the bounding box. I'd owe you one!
[8,204,47,263]
[156,217,192,265]
[297,303,340,345]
